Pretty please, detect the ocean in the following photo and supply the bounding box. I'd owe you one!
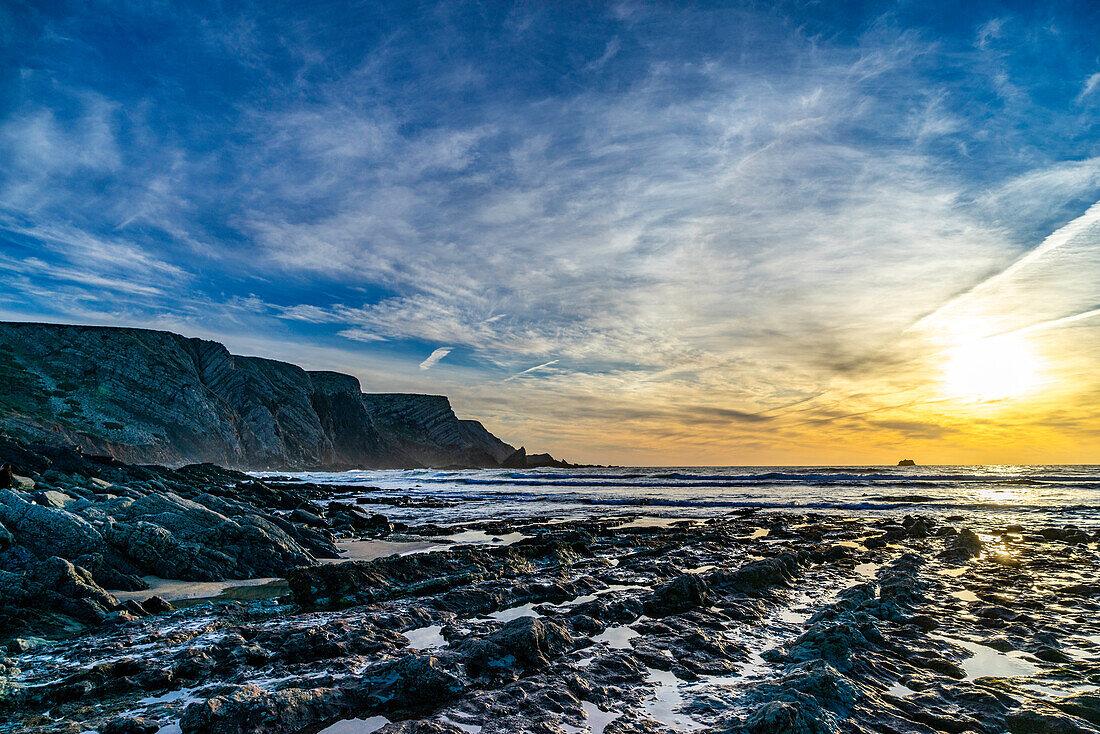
[261,464,1100,528]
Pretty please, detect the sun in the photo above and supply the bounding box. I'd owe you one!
[943,334,1040,402]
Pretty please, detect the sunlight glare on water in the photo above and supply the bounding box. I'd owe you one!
[259,464,1100,531]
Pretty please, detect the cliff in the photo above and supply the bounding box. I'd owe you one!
[0,322,527,470]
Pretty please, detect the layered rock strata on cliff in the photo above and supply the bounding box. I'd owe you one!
[0,322,527,469]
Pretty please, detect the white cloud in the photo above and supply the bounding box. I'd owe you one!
[419,346,453,370]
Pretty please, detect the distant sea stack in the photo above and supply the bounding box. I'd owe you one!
[897,459,917,466]
[0,321,569,470]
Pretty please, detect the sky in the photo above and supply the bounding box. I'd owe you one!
[1,1,1099,465]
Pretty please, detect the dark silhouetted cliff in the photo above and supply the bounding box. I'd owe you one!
[0,322,535,469]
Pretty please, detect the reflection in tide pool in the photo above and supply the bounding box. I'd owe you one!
[317,716,391,734]
[939,636,1041,680]
[594,625,640,649]
[643,668,703,731]
[486,603,543,622]
[404,624,446,650]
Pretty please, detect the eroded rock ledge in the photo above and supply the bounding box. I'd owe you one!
[3,491,1100,734]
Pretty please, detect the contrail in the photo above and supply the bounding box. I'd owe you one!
[1011,307,1100,336]
[909,198,1100,332]
[504,359,559,382]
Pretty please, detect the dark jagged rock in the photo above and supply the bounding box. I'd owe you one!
[179,684,346,734]
[0,489,104,559]
[643,573,710,617]
[7,505,1100,734]
[501,446,573,469]
[456,617,578,678]
[1007,705,1098,734]
[941,528,982,561]
[102,717,162,734]
[347,654,464,712]
[0,437,346,639]
[288,537,586,608]
[0,321,552,470]
[103,492,316,580]
[707,552,804,593]
[1038,525,1092,544]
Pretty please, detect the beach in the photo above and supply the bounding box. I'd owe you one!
[3,463,1100,733]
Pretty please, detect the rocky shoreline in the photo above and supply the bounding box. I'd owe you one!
[1,442,1099,733]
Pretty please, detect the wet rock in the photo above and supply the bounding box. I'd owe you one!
[458,617,578,678]
[570,614,605,634]
[643,573,709,617]
[289,539,585,607]
[737,699,841,734]
[180,684,346,734]
[290,507,329,527]
[141,595,175,613]
[103,716,162,734]
[942,528,982,561]
[1033,645,1073,663]
[634,624,746,675]
[362,513,394,535]
[6,636,48,653]
[1007,704,1098,734]
[0,489,104,559]
[571,596,644,624]
[348,654,464,712]
[95,491,317,581]
[1054,695,1100,727]
[0,465,33,490]
[771,613,883,669]
[3,555,118,625]
[908,653,966,679]
[876,553,926,607]
[117,599,151,618]
[902,515,935,538]
[707,552,803,593]
[253,620,405,664]
[822,544,853,561]
[33,489,74,508]
[1038,526,1092,544]
[1061,582,1100,597]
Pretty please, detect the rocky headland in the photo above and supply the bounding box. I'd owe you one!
[0,321,570,470]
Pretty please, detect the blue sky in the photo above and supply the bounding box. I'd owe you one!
[2,1,1099,463]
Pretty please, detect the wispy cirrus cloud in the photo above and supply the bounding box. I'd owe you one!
[1,1,1098,463]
